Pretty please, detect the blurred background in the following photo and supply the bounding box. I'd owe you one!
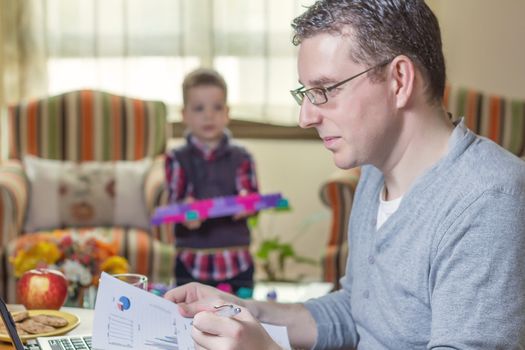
[0,0,524,281]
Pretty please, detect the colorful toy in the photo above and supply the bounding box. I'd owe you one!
[151,192,290,225]
[216,283,234,294]
[236,287,254,299]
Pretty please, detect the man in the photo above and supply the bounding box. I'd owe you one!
[165,0,525,349]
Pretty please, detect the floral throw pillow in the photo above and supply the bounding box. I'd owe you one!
[23,155,152,232]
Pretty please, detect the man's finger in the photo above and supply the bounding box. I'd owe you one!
[193,311,241,337]
[164,285,193,303]
[180,300,220,317]
[192,325,230,350]
[164,288,187,303]
[228,306,257,322]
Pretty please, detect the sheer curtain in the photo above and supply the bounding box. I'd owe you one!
[25,0,314,125]
[0,0,47,104]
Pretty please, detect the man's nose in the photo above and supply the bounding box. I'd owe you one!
[298,99,321,129]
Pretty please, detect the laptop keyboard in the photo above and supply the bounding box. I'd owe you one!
[25,336,92,350]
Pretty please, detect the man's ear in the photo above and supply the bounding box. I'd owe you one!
[390,55,415,109]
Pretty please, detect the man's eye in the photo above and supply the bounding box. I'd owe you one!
[326,88,341,96]
[311,89,325,97]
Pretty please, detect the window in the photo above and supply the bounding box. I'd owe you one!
[44,0,314,124]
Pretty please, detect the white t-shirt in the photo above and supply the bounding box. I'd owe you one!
[376,186,403,230]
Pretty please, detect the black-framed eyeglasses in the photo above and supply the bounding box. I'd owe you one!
[290,59,393,106]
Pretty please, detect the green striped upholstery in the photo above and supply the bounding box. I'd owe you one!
[0,160,27,250]
[319,168,360,290]
[448,87,525,156]
[7,90,166,161]
[144,156,173,244]
[0,90,174,302]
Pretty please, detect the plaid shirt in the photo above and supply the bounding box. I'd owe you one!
[165,133,258,281]
[178,247,253,281]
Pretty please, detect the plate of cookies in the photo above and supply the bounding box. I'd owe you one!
[0,309,79,342]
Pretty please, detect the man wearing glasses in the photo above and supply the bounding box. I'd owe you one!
[165,1,525,349]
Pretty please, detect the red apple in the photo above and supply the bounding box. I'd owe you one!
[17,268,68,310]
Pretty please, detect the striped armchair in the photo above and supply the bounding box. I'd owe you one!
[446,86,525,156]
[319,168,360,290]
[0,90,175,302]
[320,86,525,289]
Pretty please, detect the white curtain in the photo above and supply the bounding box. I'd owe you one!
[0,0,48,104]
[24,0,315,125]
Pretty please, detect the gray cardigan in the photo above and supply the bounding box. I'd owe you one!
[305,120,525,349]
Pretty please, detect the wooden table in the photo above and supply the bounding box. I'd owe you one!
[0,305,94,350]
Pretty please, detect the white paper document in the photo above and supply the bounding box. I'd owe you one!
[92,272,291,350]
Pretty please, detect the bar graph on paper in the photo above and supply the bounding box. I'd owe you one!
[140,304,186,350]
[108,314,134,347]
[144,335,179,349]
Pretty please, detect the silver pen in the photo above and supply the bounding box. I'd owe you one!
[214,304,242,318]
[190,304,241,325]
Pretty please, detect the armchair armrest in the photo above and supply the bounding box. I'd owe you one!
[319,167,360,289]
[144,156,174,245]
[0,160,29,247]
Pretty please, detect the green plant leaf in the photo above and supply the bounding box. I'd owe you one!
[247,216,259,228]
[255,239,280,260]
[280,244,295,257]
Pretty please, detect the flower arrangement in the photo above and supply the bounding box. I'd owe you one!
[10,231,129,292]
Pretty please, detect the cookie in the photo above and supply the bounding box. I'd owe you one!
[18,319,55,334]
[15,324,28,335]
[12,311,29,323]
[0,323,28,335]
[32,314,68,328]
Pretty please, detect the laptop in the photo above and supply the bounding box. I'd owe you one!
[0,296,92,350]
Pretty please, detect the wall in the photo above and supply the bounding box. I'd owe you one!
[428,0,525,99]
[168,138,339,281]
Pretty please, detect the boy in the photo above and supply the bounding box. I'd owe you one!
[165,68,258,294]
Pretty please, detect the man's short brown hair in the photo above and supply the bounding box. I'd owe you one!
[292,0,446,104]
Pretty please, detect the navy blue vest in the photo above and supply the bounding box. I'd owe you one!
[173,137,251,249]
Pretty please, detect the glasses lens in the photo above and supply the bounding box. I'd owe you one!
[306,89,327,105]
[290,90,304,106]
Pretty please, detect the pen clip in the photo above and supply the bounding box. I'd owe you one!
[213,304,234,311]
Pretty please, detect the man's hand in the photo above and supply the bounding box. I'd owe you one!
[191,305,282,350]
[164,282,243,317]
[165,282,316,349]
[165,283,281,350]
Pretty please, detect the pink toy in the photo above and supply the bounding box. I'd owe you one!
[216,283,234,294]
[151,192,289,225]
